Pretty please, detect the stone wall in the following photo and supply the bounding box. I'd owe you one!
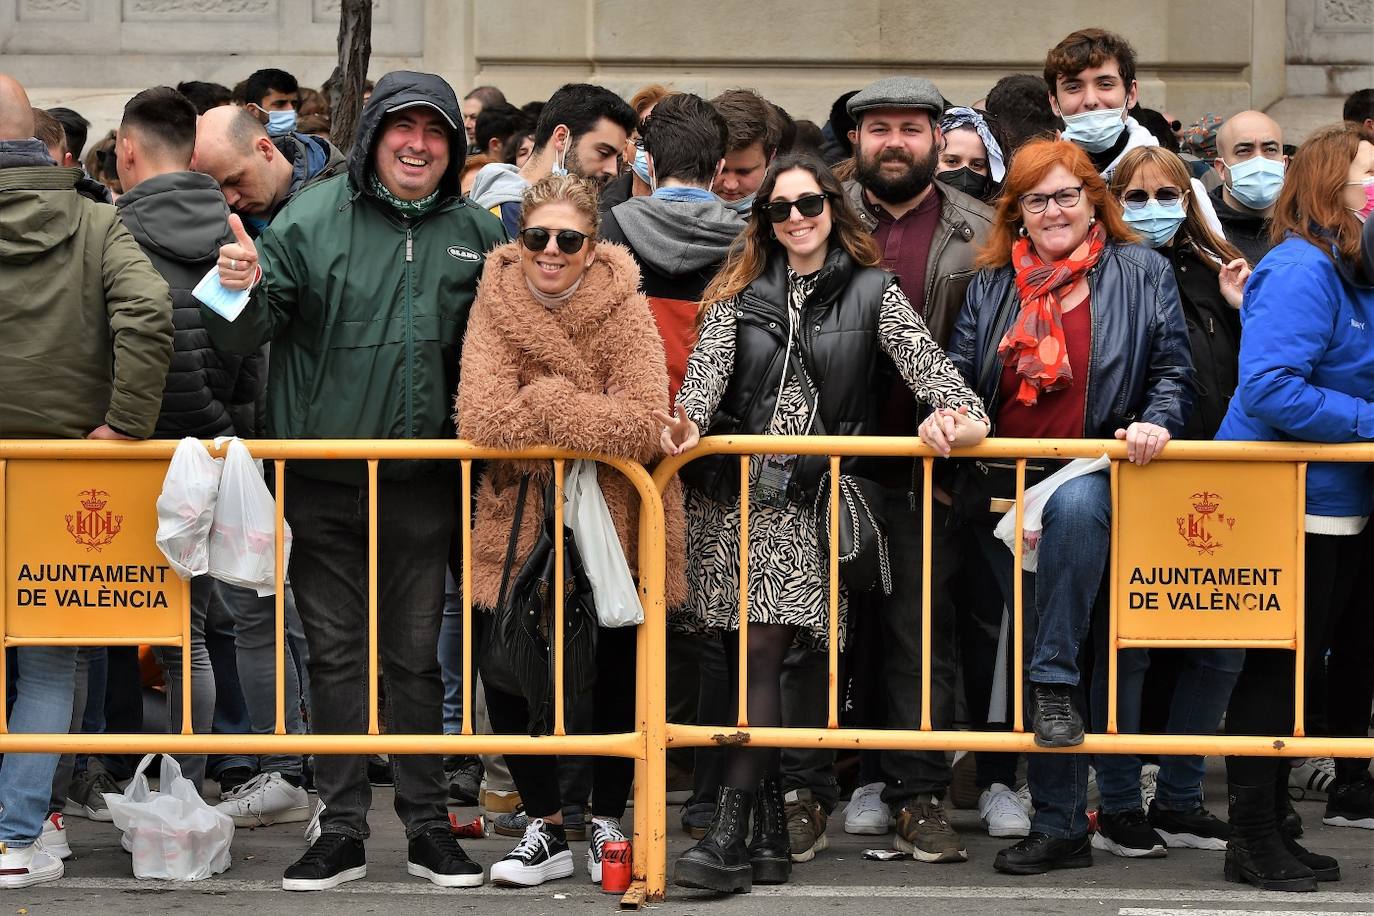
[1286,0,1374,97]
[3,0,1297,156]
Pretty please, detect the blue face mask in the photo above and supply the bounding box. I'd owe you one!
[720,191,756,215]
[1122,198,1187,249]
[264,109,297,138]
[631,147,652,184]
[1061,106,1127,153]
[1225,156,1285,210]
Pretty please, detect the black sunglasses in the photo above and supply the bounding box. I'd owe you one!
[519,227,589,255]
[1121,187,1185,210]
[764,193,829,223]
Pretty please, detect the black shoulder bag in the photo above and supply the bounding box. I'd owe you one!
[785,348,892,596]
[488,474,599,735]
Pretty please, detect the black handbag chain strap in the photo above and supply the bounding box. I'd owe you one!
[495,474,531,613]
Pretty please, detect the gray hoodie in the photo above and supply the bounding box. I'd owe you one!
[607,194,743,277]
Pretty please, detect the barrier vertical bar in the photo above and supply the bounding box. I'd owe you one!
[1294,462,1307,737]
[920,456,934,731]
[827,456,840,729]
[631,469,668,903]
[461,459,474,736]
[554,459,566,737]
[1012,458,1026,732]
[274,459,286,734]
[181,574,192,733]
[367,458,379,735]
[1107,459,1120,735]
[737,455,750,728]
[0,458,7,733]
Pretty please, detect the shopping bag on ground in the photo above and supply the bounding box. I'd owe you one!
[155,437,223,579]
[104,753,234,881]
[565,459,643,627]
[208,438,291,596]
[993,455,1110,572]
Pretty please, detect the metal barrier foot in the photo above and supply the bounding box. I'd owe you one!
[620,880,649,909]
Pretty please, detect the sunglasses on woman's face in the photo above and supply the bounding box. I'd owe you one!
[1120,187,1184,210]
[519,227,589,255]
[764,193,828,224]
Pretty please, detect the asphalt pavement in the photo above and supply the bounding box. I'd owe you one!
[11,764,1372,916]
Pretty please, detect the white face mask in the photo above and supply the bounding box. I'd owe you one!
[1061,106,1127,153]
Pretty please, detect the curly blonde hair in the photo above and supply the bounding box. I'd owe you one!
[519,173,601,236]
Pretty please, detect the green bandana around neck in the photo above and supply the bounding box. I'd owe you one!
[370,172,442,218]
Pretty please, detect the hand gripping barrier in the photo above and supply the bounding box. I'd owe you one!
[4,435,1374,903]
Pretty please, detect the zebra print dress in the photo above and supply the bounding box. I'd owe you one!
[675,268,987,650]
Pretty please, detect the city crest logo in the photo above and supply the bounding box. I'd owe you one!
[66,489,123,552]
[1176,490,1234,556]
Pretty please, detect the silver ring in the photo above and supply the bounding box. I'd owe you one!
[231,259,240,271]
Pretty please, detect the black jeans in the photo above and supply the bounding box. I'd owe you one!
[483,624,638,819]
[284,468,454,841]
[668,629,728,815]
[780,645,840,813]
[1227,528,1374,785]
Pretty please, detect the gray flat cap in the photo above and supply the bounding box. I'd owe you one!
[847,77,945,119]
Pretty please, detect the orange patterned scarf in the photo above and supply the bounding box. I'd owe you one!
[997,221,1106,406]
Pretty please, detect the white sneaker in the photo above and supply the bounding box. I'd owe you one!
[1290,757,1336,799]
[304,801,325,845]
[0,841,64,888]
[1140,763,1160,810]
[215,772,311,827]
[40,812,71,860]
[586,816,626,884]
[843,782,892,835]
[1015,783,1033,815]
[978,783,1031,838]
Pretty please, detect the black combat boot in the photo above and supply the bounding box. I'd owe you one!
[748,776,792,884]
[1224,780,1317,892]
[673,785,754,893]
[1273,764,1340,881]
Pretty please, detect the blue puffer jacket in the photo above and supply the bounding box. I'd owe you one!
[1216,236,1374,518]
[948,240,1195,437]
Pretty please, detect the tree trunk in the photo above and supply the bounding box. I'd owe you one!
[324,0,373,153]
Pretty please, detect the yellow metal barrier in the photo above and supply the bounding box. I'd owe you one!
[0,439,666,907]
[4,435,1374,903]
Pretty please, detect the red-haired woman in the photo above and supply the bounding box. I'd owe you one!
[946,139,1193,875]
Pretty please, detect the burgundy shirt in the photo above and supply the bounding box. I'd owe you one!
[995,296,1092,439]
[865,189,943,442]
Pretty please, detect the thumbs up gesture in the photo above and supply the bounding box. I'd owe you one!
[217,214,259,291]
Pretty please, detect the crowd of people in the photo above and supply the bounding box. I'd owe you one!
[1,24,1374,898]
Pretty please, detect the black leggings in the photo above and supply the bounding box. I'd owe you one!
[721,623,796,791]
[483,624,637,819]
[1226,529,1374,785]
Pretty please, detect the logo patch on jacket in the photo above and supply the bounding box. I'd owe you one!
[447,246,480,262]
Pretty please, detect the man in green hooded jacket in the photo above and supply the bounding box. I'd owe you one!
[205,69,503,892]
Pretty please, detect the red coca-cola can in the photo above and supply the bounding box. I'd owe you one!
[600,839,632,894]
[1086,808,1099,833]
[448,812,485,839]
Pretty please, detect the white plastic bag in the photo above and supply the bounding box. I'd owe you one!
[994,455,1110,572]
[208,439,290,596]
[565,459,643,627]
[104,753,234,881]
[155,437,223,579]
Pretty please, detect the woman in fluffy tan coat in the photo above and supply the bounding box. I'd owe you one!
[456,175,685,886]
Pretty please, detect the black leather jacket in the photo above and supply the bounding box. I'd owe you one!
[948,241,1195,437]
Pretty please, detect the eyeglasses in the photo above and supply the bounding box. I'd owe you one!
[519,227,590,255]
[1120,186,1185,210]
[1019,186,1084,214]
[764,193,829,223]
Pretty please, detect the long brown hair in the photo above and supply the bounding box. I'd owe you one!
[699,153,879,320]
[1269,122,1365,268]
[1108,146,1245,271]
[977,138,1137,269]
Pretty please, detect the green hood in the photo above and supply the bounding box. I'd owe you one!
[0,167,86,264]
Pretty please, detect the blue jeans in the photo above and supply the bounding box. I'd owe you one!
[0,647,77,846]
[206,589,254,777]
[151,574,217,791]
[1092,646,1244,814]
[219,580,305,777]
[438,569,463,735]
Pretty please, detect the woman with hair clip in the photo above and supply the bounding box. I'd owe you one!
[1089,145,1251,854]
[459,174,688,888]
[657,152,988,893]
[1213,123,1374,893]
